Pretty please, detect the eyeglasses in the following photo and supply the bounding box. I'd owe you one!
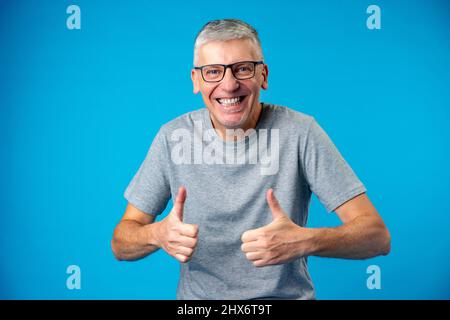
[194,60,264,82]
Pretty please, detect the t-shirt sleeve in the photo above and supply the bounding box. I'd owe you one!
[124,129,171,215]
[301,118,367,213]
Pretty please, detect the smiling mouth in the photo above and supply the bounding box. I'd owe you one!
[215,95,247,108]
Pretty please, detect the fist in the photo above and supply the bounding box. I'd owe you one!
[241,189,307,267]
[156,186,199,263]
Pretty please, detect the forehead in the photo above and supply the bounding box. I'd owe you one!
[197,38,260,65]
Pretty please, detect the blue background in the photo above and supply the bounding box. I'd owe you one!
[1,0,449,299]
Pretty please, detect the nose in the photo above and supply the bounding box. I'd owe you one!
[220,67,240,91]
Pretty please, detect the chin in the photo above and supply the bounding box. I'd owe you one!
[211,98,253,129]
[218,113,247,129]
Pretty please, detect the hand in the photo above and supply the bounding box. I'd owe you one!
[241,189,312,267]
[155,186,199,263]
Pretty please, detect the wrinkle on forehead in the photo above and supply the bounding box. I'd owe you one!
[196,39,261,66]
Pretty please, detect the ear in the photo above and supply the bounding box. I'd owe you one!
[191,69,200,94]
[261,64,269,90]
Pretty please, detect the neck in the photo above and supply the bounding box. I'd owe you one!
[212,103,263,141]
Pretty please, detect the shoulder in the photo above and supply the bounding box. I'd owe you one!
[263,103,316,133]
[158,108,205,137]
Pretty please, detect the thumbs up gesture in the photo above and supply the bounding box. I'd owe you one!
[155,186,199,263]
[241,189,310,267]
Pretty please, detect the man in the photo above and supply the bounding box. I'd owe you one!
[111,19,391,299]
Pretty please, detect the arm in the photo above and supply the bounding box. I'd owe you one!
[111,187,199,262]
[111,203,161,261]
[308,193,391,259]
[241,190,391,267]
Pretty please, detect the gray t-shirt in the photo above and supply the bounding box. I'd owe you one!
[124,103,366,300]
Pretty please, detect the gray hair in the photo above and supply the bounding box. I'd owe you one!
[193,19,264,66]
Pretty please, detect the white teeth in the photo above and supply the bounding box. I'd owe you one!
[218,97,241,105]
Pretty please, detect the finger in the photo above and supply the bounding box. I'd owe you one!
[178,223,199,238]
[172,186,187,221]
[245,251,264,261]
[241,229,259,243]
[177,235,198,248]
[176,246,194,257]
[241,241,259,253]
[267,188,285,220]
[175,253,190,263]
[252,259,267,268]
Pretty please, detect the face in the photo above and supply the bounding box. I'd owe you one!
[191,39,268,132]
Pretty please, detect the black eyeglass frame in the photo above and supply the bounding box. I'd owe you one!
[194,60,264,82]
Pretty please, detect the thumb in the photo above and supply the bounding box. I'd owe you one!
[267,188,285,220]
[172,186,186,221]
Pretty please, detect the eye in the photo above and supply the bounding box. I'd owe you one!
[234,64,253,74]
[206,69,221,75]
[237,66,251,72]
